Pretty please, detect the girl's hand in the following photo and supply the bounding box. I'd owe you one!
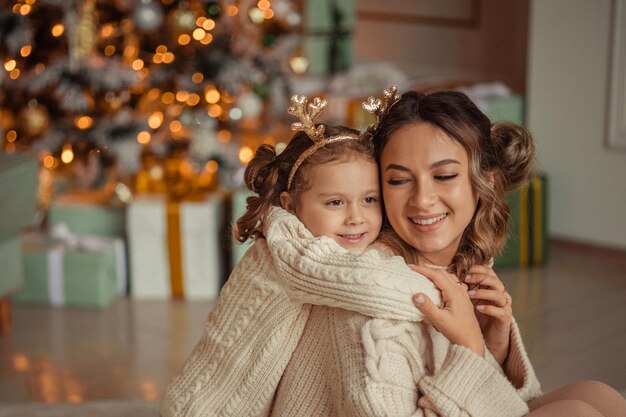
[409,265,485,357]
[465,265,512,365]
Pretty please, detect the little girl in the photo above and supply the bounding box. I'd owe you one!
[160,94,442,417]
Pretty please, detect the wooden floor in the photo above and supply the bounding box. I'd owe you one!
[0,240,624,405]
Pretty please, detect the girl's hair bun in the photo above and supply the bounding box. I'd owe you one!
[244,144,278,194]
[491,122,535,191]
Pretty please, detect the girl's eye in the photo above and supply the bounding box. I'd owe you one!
[386,178,409,186]
[326,199,343,206]
[364,196,378,204]
[434,174,458,181]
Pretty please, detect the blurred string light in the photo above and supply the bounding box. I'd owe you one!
[51,23,65,37]
[61,144,74,163]
[238,146,254,164]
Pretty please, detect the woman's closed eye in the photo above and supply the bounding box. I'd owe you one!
[386,177,410,186]
[434,174,458,181]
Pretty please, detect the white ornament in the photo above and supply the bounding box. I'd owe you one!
[237,91,263,120]
[133,0,164,33]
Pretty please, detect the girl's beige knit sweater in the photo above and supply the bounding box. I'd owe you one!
[160,208,541,417]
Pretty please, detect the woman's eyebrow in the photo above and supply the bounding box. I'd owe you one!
[384,163,410,172]
[431,159,461,169]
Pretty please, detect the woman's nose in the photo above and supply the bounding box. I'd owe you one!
[410,183,436,208]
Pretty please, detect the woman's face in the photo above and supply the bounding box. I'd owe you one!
[380,122,478,266]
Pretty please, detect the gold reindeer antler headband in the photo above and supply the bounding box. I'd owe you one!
[286,85,400,190]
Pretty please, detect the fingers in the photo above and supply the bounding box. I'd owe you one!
[468,288,511,308]
[466,266,506,292]
[412,293,444,326]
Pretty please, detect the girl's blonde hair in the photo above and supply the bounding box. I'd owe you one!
[234,126,375,243]
[374,90,535,278]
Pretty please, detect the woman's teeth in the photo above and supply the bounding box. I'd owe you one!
[411,213,447,225]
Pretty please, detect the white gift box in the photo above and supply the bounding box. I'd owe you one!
[127,194,224,300]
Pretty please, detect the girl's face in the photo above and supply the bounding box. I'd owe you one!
[381,122,478,266]
[282,157,382,252]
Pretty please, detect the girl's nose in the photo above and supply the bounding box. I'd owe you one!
[345,205,365,225]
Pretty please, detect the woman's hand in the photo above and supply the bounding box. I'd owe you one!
[409,265,485,358]
[465,265,512,365]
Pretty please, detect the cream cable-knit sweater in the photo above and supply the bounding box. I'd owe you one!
[161,207,541,417]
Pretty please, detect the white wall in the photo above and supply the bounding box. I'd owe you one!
[527,0,626,249]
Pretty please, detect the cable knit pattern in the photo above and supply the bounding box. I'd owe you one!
[265,207,443,320]
[162,206,541,417]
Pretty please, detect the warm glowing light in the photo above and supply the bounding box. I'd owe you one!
[217,129,231,142]
[248,7,264,24]
[169,120,182,133]
[147,88,160,99]
[61,144,74,163]
[35,63,45,73]
[4,59,16,71]
[263,9,274,19]
[75,116,93,130]
[12,4,20,13]
[137,131,151,144]
[51,23,65,37]
[289,56,309,75]
[131,59,144,70]
[192,72,204,83]
[208,104,222,118]
[43,155,56,168]
[9,68,20,79]
[192,28,205,41]
[226,5,238,16]
[187,94,201,106]
[66,394,83,403]
[202,19,216,30]
[100,24,114,38]
[148,111,164,129]
[156,45,167,54]
[20,45,32,57]
[13,354,30,371]
[6,130,17,142]
[4,143,16,153]
[178,34,191,45]
[169,104,183,116]
[258,0,271,10]
[162,52,175,63]
[124,45,137,59]
[196,16,206,26]
[153,54,163,64]
[205,160,219,173]
[104,45,115,56]
[239,146,254,164]
[176,91,190,102]
[162,92,175,104]
[204,87,220,104]
[19,4,32,15]
[140,380,159,402]
[200,33,213,45]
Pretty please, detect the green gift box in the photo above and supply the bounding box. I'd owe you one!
[17,232,125,308]
[495,175,548,268]
[230,187,254,269]
[0,152,39,240]
[302,0,354,75]
[482,94,524,126]
[0,235,24,296]
[48,190,126,238]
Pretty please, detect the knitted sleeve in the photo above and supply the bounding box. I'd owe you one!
[264,207,442,322]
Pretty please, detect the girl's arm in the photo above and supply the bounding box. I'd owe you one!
[263,206,442,322]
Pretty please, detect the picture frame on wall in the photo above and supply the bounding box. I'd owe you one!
[607,0,626,150]
[356,0,480,28]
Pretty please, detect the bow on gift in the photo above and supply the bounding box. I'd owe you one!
[50,223,112,252]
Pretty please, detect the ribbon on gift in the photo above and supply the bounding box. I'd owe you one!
[50,223,127,295]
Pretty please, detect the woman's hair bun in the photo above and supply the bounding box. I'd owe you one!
[490,122,535,191]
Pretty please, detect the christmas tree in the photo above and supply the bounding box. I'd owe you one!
[0,0,303,194]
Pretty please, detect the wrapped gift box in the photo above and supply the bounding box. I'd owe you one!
[17,232,126,308]
[48,189,126,238]
[302,0,354,75]
[482,94,524,126]
[230,187,254,269]
[495,175,548,268]
[0,152,38,241]
[127,194,224,299]
[0,235,24,296]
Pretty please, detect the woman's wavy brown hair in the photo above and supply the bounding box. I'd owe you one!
[234,125,375,243]
[374,90,535,278]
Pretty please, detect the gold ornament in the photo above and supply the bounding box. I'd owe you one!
[70,0,98,63]
[20,102,49,137]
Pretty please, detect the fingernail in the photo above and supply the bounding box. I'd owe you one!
[415,294,425,304]
[407,264,416,267]
[476,305,485,311]
[468,290,476,296]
